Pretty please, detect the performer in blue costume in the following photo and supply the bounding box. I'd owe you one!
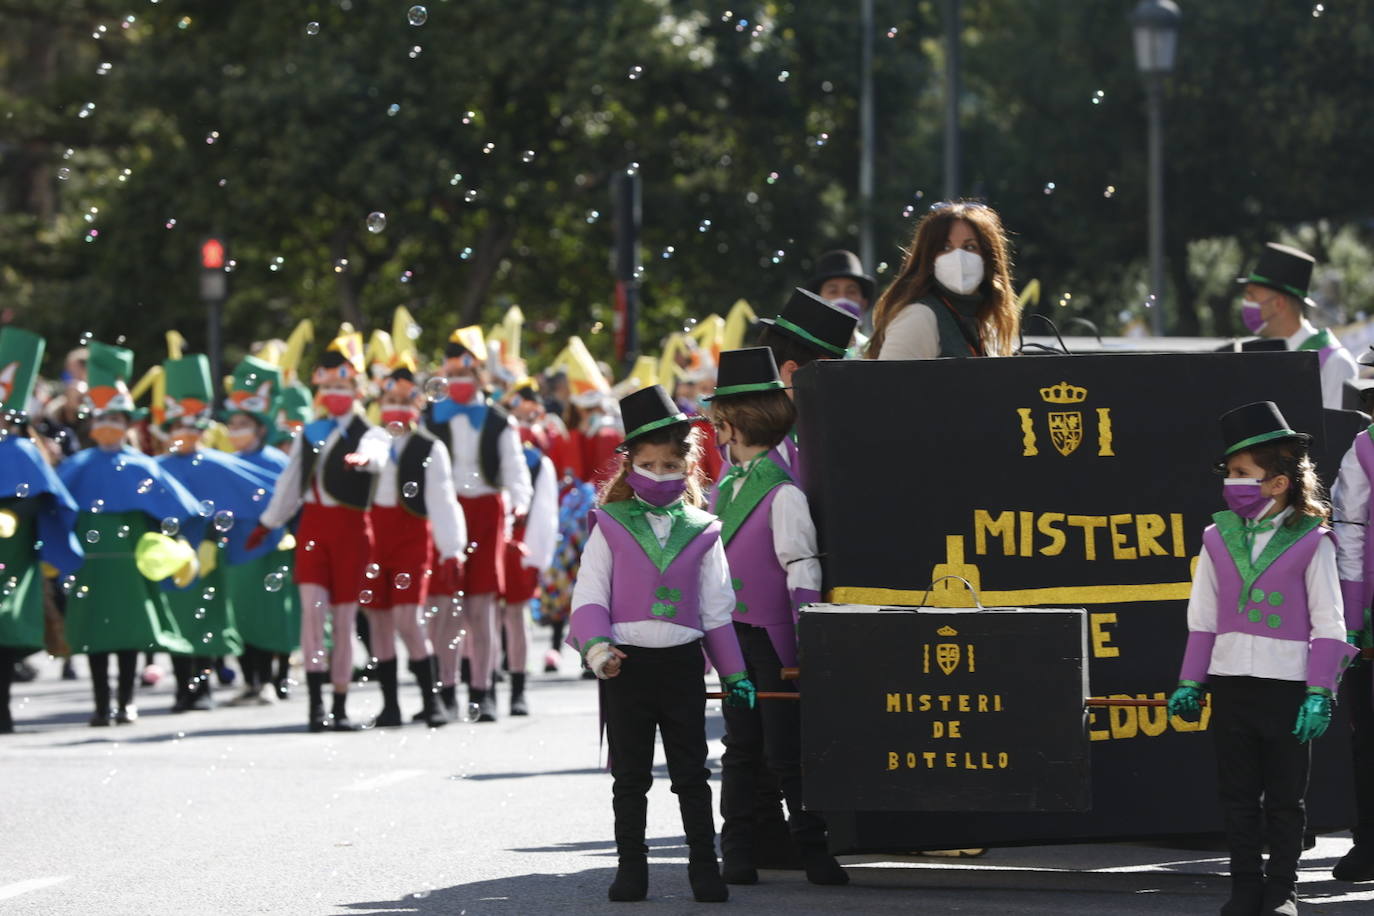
[0,327,84,733]
[58,341,204,726]
[155,353,278,713]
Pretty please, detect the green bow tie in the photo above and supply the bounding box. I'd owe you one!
[715,459,758,518]
[624,497,688,522]
[1242,516,1277,550]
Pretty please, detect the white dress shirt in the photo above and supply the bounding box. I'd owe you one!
[1334,441,1369,583]
[259,414,390,529]
[371,432,469,561]
[520,454,559,571]
[442,409,533,515]
[571,504,736,648]
[719,457,821,593]
[876,303,941,360]
[1188,507,1346,680]
[1285,318,1358,410]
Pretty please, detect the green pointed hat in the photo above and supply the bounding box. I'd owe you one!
[0,326,46,422]
[224,355,281,425]
[161,354,213,428]
[86,341,139,416]
[271,381,315,445]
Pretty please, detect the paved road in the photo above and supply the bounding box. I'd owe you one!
[3,648,1373,915]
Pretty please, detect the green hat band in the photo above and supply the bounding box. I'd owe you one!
[705,380,787,400]
[774,316,847,357]
[1248,273,1309,301]
[622,413,692,445]
[1225,428,1303,457]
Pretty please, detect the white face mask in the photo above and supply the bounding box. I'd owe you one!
[632,466,685,483]
[934,248,985,296]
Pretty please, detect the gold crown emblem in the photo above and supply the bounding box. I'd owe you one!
[1040,381,1088,404]
[936,625,958,637]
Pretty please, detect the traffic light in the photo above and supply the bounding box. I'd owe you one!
[200,237,226,271]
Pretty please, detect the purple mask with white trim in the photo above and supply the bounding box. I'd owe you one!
[1223,478,1273,519]
[628,467,687,507]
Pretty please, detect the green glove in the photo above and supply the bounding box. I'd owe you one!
[1348,631,1362,647]
[721,672,756,710]
[1293,691,1333,743]
[1167,682,1204,721]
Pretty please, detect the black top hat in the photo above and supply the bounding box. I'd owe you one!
[807,250,875,303]
[618,384,691,451]
[761,288,858,359]
[1218,401,1311,458]
[703,348,787,402]
[1237,243,1317,308]
[1342,378,1374,413]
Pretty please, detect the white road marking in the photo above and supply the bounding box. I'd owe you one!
[0,876,72,901]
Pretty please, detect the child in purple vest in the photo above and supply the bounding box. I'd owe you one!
[1329,414,1374,882]
[704,347,847,888]
[568,384,756,904]
[1168,401,1356,916]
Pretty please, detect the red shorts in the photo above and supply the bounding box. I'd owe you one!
[502,538,539,604]
[458,492,506,596]
[295,503,374,603]
[364,505,434,610]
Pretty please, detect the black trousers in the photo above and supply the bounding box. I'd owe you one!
[1342,659,1374,846]
[1210,676,1311,886]
[720,623,825,863]
[89,650,139,710]
[602,641,716,864]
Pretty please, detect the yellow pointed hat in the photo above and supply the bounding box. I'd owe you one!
[311,325,365,384]
[446,325,488,362]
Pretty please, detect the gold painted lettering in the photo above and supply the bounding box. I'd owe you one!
[998,752,1010,768]
[1037,512,1067,556]
[1138,694,1168,736]
[1019,511,1034,556]
[974,510,1016,556]
[886,693,901,712]
[1109,696,1138,739]
[1170,513,1187,557]
[1088,708,1110,742]
[945,752,957,768]
[1109,514,1138,560]
[919,695,932,712]
[1090,613,1120,659]
[1136,513,1168,557]
[888,752,898,770]
[949,720,962,738]
[1067,515,1107,560]
[958,695,970,712]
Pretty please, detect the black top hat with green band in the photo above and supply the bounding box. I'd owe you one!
[0,326,45,422]
[1218,401,1311,458]
[760,288,858,358]
[703,347,787,401]
[617,384,690,452]
[1236,243,1317,308]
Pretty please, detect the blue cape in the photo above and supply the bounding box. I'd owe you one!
[157,448,283,564]
[0,437,85,574]
[58,446,206,546]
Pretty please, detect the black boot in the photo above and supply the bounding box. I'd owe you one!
[471,686,497,723]
[89,652,113,726]
[1259,880,1297,916]
[306,672,328,732]
[800,842,849,886]
[439,684,459,720]
[170,655,193,713]
[188,657,215,711]
[1219,875,1264,915]
[408,657,448,727]
[679,777,727,901]
[330,690,358,731]
[370,659,402,728]
[1334,843,1374,882]
[509,672,529,716]
[115,651,138,724]
[274,654,291,700]
[608,858,648,903]
[609,792,650,901]
[688,861,729,903]
[460,656,471,686]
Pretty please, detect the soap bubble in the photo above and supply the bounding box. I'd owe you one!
[57,167,71,181]
[365,563,381,580]
[197,499,215,518]
[14,483,29,498]
[423,377,448,402]
[698,219,712,232]
[402,481,420,498]
[161,518,180,537]
[386,103,401,117]
[263,572,285,593]
[520,150,535,163]
[305,21,320,36]
[367,212,387,233]
[117,525,130,539]
[464,702,481,723]
[212,510,234,533]
[628,65,643,80]
[85,529,100,544]
[1043,182,1056,195]
[359,589,374,605]
[409,45,422,59]
[407,5,427,26]
[394,573,412,590]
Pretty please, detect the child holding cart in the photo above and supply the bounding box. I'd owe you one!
[1168,401,1356,916]
[567,384,755,904]
[705,347,846,888]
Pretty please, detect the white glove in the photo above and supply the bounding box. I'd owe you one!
[585,642,613,680]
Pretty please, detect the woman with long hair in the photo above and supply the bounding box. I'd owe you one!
[867,201,1019,360]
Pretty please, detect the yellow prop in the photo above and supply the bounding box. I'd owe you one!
[366,329,396,374]
[722,299,757,351]
[134,532,199,586]
[280,319,315,381]
[487,306,526,365]
[1017,279,1042,311]
[196,539,219,577]
[391,306,422,361]
[129,365,165,425]
[559,336,610,398]
[689,315,725,365]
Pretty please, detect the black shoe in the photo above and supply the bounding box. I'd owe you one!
[752,815,804,870]
[721,859,758,885]
[371,705,403,728]
[801,846,849,886]
[89,710,112,727]
[274,676,291,701]
[330,714,359,732]
[1333,844,1374,882]
[308,706,328,733]
[62,660,78,681]
[188,690,215,712]
[114,704,138,725]
[510,673,529,716]
[1220,877,1264,916]
[688,861,729,902]
[13,660,37,682]
[439,684,458,719]
[1259,881,1297,916]
[607,859,648,902]
[473,687,497,723]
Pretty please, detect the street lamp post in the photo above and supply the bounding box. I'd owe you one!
[1131,0,1181,336]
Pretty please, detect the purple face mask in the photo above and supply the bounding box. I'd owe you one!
[1223,478,1273,519]
[1240,300,1266,334]
[628,467,687,507]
